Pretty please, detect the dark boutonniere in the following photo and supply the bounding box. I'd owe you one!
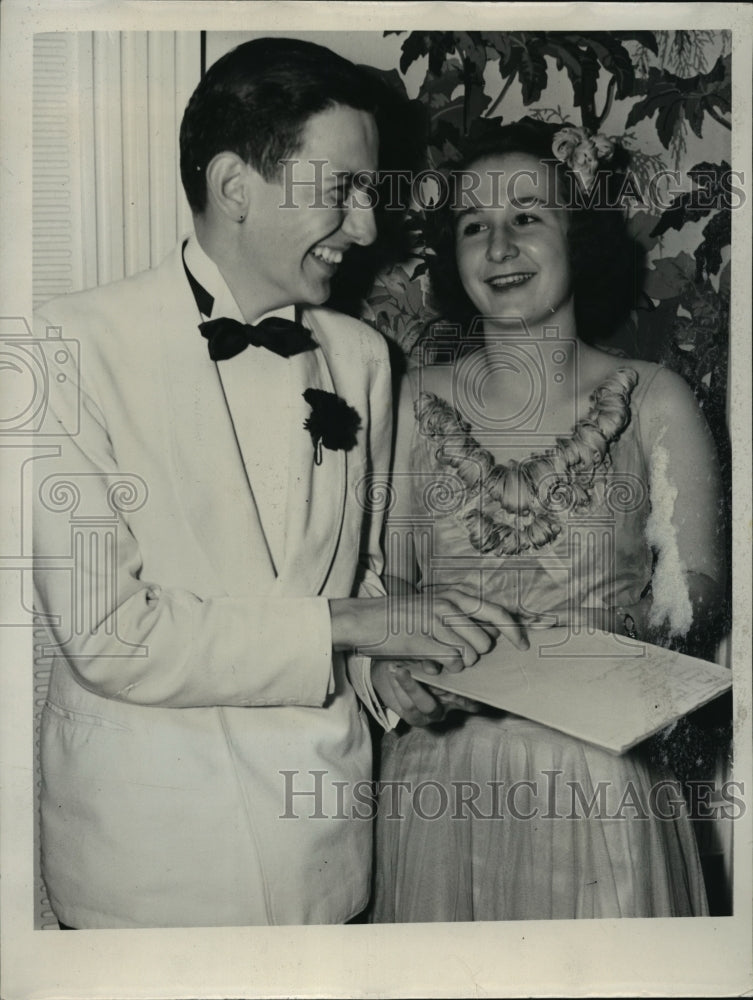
[303,388,362,466]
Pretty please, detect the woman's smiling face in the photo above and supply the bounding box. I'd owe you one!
[453,152,574,331]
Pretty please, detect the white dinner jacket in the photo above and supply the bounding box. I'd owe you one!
[32,242,393,928]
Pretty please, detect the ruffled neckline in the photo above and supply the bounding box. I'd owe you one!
[414,367,639,556]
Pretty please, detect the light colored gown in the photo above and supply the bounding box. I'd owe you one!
[372,365,709,921]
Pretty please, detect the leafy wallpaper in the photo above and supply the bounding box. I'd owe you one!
[349,30,732,448]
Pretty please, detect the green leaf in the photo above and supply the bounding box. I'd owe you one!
[428,33,460,76]
[695,210,730,277]
[378,264,413,298]
[565,44,600,116]
[657,99,684,149]
[650,161,731,237]
[537,37,593,118]
[480,32,511,60]
[627,210,662,252]
[491,34,544,106]
[624,58,730,148]
[399,32,458,77]
[642,253,696,300]
[398,32,429,75]
[612,31,659,55]
[685,96,705,139]
[688,160,731,183]
[511,40,548,104]
[419,60,464,107]
[454,31,488,77]
[650,194,696,239]
[718,260,731,298]
[426,118,465,169]
[571,32,634,100]
[703,54,731,119]
[541,37,584,83]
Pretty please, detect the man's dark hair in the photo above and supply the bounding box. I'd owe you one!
[426,117,644,347]
[180,37,378,214]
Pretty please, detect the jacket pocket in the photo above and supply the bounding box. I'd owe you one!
[44,698,132,733]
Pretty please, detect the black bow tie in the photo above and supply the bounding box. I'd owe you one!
[199,316,316,361]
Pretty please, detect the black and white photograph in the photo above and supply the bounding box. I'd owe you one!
[1,2,751,998]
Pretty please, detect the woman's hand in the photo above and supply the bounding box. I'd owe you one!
[548,605,648,637]
[372,659,485,727]
[547,600,677,648]
[368,589,525,726]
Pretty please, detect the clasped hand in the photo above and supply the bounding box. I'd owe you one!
[371,659,491,726]
[332,587,527,727]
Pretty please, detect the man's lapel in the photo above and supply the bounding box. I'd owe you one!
[271,312,347,598]
[159,247,277,596]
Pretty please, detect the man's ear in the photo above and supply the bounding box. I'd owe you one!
[204,152,250,223]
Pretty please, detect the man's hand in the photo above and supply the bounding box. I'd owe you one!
[371,659,485,727]
[330,588,528,671]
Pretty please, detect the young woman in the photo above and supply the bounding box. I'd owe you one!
[370,118,727,921]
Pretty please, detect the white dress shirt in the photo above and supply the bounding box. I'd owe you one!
[184,234,299,571]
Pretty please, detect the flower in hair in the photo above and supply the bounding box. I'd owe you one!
[552,126,614,190]
[303,388,362,466]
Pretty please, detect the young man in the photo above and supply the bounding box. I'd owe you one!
[32,38,508,928]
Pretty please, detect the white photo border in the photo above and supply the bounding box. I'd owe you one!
[1,2,751,998]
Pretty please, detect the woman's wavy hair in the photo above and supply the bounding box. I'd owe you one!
[425,117,643,346]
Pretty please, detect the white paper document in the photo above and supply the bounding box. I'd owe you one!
[408,627,732,755]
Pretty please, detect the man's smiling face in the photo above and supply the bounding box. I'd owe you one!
[241,103,378,314]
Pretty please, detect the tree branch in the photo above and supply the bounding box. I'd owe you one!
[462,58,472,136]
[484,71,515,119]
[596,77,618,129]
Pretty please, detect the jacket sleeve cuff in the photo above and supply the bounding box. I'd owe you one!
[297,597,335,705]
[346,654,399,731]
